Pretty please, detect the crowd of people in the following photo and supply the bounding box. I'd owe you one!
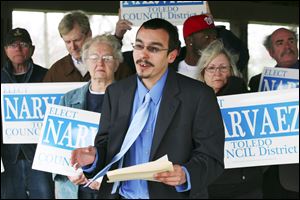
[1,7,298,200]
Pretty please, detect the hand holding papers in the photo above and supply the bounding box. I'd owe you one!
[107,155,173,183]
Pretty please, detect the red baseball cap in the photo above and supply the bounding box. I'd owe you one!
[183,14,215,38]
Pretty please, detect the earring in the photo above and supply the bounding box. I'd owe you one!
[189,43,193,46]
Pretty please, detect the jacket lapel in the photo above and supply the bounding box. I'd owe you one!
[116,76,137,147]
[150,70,180,160]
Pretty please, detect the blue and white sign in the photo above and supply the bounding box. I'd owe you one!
[218,88,299,168]
[258,67,299,91]
[1,82,86,144]
[32,104,100,176]
[120,1,207,26]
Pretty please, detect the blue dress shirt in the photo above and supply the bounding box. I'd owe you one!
[119,69,191,198]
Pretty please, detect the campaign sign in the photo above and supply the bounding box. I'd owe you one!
[1,158,4,173]
[258,67,299,91]
[1,82,86,144]
[120,1,207,26]
[32,104,100,176]
[218,88,299,169]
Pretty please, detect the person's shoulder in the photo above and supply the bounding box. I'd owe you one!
[33,63,48,73]
[218,76,248,96]
[67,82,89,96]
[249,73,262,92]
[249,73,262,84]
[61,83,89,104]
[175,72,208,89]
[29,62,48,81]
[108,74,136,90]
[49,55,72,70]
[174,72,215,97]
[1,67,9,83]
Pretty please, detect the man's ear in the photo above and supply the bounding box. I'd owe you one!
[185,36,192,47]
[168,49,179,63]
[87,30,92,39]
[30,45,35,57]
[268,48,275,59]
[114,61,120,72]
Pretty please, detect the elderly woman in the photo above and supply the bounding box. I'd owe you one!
[197,40,264,198]
[54,34,123,199]
[197,40,247,95]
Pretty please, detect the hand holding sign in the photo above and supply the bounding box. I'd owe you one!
[68,172,88,185]
[115,9,133,40]
[70,146,97,170]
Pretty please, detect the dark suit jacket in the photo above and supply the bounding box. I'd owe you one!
[86,69,225,199]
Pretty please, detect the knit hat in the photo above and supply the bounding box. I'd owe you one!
[183,14,215,38]
[4,27,32,46]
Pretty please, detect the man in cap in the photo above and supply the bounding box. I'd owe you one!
[2,28,48,83]
[177,14,217,79]
[176,14,249,79]
[1,28,54,198]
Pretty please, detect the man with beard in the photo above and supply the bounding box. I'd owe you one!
[249,28,299,198]
[70,18,225,199]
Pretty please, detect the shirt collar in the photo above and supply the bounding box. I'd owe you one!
[275,60,299,69]
[136,68,169,105]
[71,56,82,65]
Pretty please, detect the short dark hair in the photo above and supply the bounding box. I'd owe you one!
[137,18,180,53]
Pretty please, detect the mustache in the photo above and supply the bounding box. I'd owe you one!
[136,59,154,67]
[281,49,296,57]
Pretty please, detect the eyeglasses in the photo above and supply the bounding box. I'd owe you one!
[8,42,30,49]
[87,54,114,64]
[132,44,169,54]
[205,66,231,74]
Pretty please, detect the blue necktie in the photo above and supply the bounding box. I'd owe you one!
[85,93,152,187]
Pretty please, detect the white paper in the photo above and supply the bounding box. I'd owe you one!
[107,155,173,183]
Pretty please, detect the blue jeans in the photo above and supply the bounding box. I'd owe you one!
[1,159,54,199]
